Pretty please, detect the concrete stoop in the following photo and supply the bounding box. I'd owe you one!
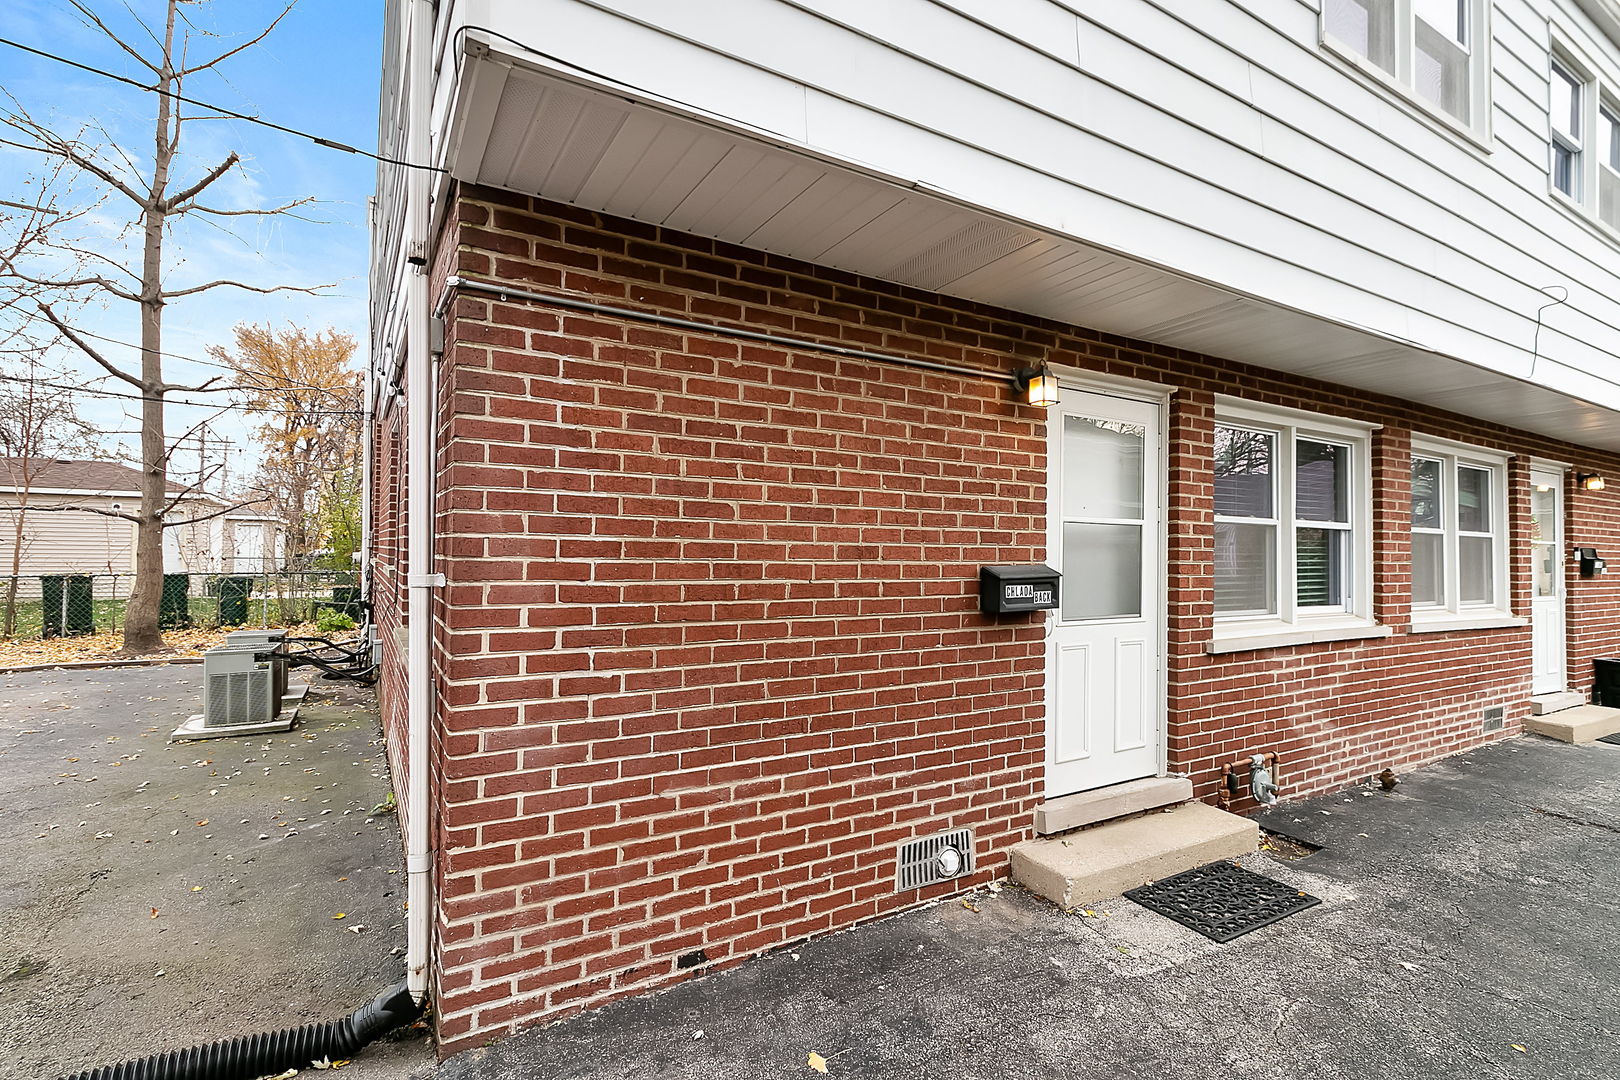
[1529,690,1586,716]
[1524,703,1620,744]
[1010,799,1258,911]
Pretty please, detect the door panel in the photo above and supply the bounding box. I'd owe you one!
[1045,387,1164,797]
[1529,470,1567,695]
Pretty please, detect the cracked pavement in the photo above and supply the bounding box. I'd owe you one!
[0,666,431,1080]
[437,734,1620,1080]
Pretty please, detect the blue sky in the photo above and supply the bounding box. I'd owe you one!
[1,0,382,487]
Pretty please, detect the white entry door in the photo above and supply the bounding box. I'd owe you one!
[1530,469,1567,695]
[234,523,265,573]
[1045,387,1164,798]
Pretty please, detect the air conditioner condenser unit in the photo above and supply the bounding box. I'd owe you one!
[172,640,309,741]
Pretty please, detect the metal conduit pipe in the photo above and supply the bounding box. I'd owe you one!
[402,0,436,1007]
[437,274,1024,387]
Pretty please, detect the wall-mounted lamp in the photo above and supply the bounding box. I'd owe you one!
[1579,473,1606,492]
[1012,363,1059,408]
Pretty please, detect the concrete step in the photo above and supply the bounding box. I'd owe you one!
[1524,704,1620,744]
[1530,691,1586,716]
[1034,775,1192,836]
[1010,799,1258,911]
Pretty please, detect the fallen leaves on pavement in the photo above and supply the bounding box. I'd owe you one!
[0,624,317,667]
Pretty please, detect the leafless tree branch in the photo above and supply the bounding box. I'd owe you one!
[177,2,297,76]
[35,305,144,388]
[162,152,240,212]
[161,278,332,300]
[70,0,163,77]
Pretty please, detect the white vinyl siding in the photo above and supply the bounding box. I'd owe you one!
[410,0,1620,445]
[1323,0,1489,134]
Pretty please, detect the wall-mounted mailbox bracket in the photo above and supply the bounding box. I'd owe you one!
[979,565,1060,615]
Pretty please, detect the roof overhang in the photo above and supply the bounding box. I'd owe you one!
[439,36,1620,452]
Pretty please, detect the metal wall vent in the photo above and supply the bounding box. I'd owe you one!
[1482,706,1505,733]
[896,828,975,891]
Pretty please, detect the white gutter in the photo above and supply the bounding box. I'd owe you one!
[403,0,436,1006]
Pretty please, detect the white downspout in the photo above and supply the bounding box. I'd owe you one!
[403,0,436,1006]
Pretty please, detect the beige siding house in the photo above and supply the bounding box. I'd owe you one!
[0,459,280,589]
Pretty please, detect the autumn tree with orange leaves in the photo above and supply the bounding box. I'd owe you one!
[208,324,361,569]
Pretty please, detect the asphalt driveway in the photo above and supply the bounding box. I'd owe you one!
[439,734,1620,1080]
[0,666,431,1080]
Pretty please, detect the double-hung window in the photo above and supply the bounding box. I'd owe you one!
[1409,439,1512,626]
[1212,404,1375,641]
[1547,34,1620,233]
[1322,0,1490,136]
[1551,57,1584,199]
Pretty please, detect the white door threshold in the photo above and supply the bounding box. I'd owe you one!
[1034,775,1192,836]
[1529,690,1585,716]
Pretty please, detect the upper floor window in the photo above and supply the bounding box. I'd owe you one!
[1213,404,1374,631]
[1322,0,1489,136]
[1547,35,1620,234]
[1551,58,1584,199]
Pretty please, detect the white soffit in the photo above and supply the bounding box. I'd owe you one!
[457,60,1620,452]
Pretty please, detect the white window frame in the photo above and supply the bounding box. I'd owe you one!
[1408,436,1514,629]
[1212,401,1377,648]
[1547,26,1620,238]
[1320,0,1493,145]
[1550,55,1585,201]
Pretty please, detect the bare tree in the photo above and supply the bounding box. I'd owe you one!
[0,0,324,653]
[0,356,96,636]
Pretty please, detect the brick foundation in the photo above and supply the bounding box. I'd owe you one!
[369,185,1620,1053]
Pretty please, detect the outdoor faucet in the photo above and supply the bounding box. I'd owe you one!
[1249,753,1279,805]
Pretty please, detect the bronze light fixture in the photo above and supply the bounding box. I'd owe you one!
[1013,363,1058,407]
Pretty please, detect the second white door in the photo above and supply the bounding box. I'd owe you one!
[1045,387,1164,798]
[1530,469,1567,695]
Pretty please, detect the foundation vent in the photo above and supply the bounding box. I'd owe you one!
[896,828,975,891]
[1482,706,1505,733]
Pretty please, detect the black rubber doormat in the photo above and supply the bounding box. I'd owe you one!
[1597,732,1620,746]
[1123,860,1321,942]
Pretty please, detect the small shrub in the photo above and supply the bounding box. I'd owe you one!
[315,607,357,634]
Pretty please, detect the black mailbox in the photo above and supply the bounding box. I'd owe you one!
[1577,547,1607,577]
[979,565,1060,615]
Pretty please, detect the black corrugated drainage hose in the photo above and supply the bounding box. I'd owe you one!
[57,982,421,1080]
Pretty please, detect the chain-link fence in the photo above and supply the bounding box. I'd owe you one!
[0,571,363,640]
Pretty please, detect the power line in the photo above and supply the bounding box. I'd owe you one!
[0,35,443,173]
[0,369,364,418]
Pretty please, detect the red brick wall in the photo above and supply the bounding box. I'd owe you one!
[1567,476,1620,696]
[393,186,1620,1052]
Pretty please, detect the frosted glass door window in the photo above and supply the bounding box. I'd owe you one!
[1060,410,1146,622]
[1062,416,1144,519]
[1062,523,1143,620]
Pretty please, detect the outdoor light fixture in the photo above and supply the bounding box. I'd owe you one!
[1579,473,1606,491]
[1013,363,1059,407]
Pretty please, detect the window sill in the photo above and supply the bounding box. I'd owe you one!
[1406,611,1527,634]
[1548,186,1620,253]
[1320,37,1492,155]
[1207,620,1393,655]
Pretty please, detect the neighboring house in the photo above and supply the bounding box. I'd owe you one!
[0,458,280,585]
[369,0,1620,1052]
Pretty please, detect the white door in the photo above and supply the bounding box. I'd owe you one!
[234,523,265,573]
[1045,388,1164,797]
[1530,469,1567,695]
